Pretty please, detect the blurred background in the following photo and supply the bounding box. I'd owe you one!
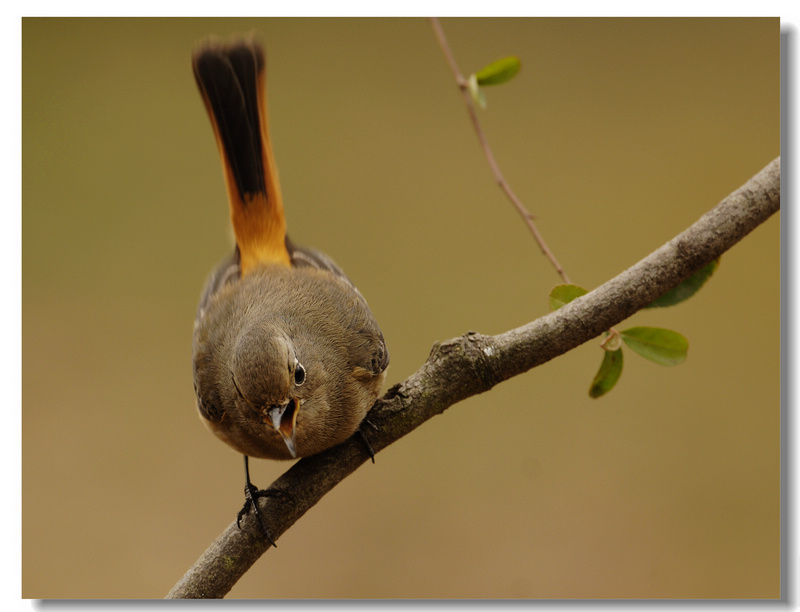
[22,18,780,598]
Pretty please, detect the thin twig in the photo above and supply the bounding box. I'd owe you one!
[429,17,571,284]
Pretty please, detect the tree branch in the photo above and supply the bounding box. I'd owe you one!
[167,156,780,599]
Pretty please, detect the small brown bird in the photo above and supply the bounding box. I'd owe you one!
[191,38,389,543]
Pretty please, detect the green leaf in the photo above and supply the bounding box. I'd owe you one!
[549,284,588,311]
[621,327,688,366]
[474,56,521,86]
[589,348,623,398]
[646,258,720,308]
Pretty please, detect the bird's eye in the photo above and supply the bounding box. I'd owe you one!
[293,360,306,386]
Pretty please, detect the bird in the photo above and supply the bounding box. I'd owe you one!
[190,37,389,544]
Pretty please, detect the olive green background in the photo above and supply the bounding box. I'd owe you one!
[22,17,780,598]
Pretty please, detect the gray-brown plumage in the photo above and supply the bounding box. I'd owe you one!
[193,254,388,460]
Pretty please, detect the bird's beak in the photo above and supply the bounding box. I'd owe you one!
[268,398,300,458]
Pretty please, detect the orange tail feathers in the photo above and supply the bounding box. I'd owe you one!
[192,39,290,273]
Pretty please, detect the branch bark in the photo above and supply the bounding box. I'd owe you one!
[167,156,780,599]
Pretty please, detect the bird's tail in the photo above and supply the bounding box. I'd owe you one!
[192,38,291,273]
